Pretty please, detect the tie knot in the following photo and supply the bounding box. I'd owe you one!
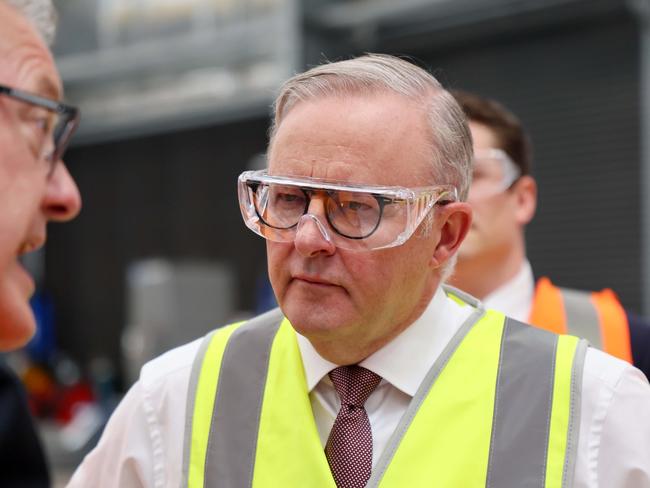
[329,365,381,407]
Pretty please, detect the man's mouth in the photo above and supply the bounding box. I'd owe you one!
[293,274,337,287]
[17,236,46,256]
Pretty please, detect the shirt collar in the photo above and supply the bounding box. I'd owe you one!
[482,259,535,322]
[296,286,474,397]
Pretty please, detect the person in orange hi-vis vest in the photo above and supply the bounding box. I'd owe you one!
[449,89,650,381]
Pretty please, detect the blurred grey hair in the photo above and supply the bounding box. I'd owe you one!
[270,53,473,200]
[4,0,57,46]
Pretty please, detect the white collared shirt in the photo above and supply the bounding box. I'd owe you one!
[68,287,650,488]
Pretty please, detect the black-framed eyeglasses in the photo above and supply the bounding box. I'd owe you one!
[0,84,79,175]
[249,181,390,240]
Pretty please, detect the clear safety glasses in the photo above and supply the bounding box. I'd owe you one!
[238,170,457,252]
[468,148,521,201]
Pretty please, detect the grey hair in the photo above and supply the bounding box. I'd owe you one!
[4,0,57,46]
[270,53,473,200]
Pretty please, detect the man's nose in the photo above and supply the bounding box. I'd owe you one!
[42,160,82,222]
[293,198,336,257]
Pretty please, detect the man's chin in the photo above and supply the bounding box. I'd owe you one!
[0,309,36,352]
[287,310,347,336]
[284,300,353,338]
[0,275,38,351]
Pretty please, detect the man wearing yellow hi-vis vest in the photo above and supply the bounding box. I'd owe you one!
[70,55,650,488]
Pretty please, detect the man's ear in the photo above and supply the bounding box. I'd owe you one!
[512,175,537,225]
[430,202,472,269]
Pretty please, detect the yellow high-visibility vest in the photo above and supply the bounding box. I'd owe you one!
[183,287,587,488]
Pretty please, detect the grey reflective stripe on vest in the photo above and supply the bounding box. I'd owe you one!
[182,307,284,488]
[562,338,588,488]
[486,318,558,488]
[181,329,219,487]
[559,288,602,350]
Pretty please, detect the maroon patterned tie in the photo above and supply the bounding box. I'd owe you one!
[325,365,382,488]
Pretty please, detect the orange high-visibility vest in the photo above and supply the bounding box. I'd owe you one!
[529,277,632,363]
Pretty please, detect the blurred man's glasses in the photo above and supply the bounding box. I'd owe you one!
[468,148,521,201]
[238,170,457,252]
[0,84,79,175]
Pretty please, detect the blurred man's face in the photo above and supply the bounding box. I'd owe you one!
[266,93,450,358]
[0,3,81,350]
[457,121,522,265]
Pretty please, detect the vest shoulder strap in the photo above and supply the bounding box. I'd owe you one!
[182,307,285,488]
[487,319,587,488]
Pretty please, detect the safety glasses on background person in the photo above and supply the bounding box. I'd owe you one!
[468,148,521,201]
[238,170,458,252]
[0,84,79,176]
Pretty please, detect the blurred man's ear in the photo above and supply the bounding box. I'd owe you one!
[512,175,537,226]
[430,202,472,270]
